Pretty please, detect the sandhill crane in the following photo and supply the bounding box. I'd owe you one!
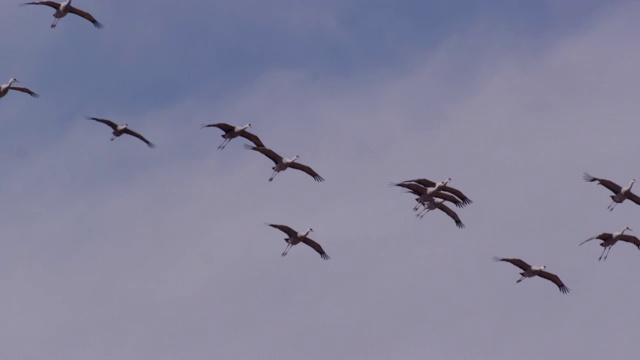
[580,226,639,261]
[244,145,324,182]
[22,0,103,28]
[87,117,155,148]
[201,123,264,150]
[583,172,640,211]
[416,198,465,228]
[267,224,330,260]
[403,178,473,206]
[392,181,465,210]
[493,257,570,294]
[0,78,39,99]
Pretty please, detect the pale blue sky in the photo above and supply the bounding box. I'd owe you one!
[1,1,639,359]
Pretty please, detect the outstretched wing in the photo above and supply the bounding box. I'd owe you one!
[300,237,330,260]
[244,145,282,165]
[493,257,531,271]
[122,128,155,148]
[22,1,61,10]
[579,233,612,246]
[625,191,640,206]
[404,178,436,188]
[431,191,465,207]
[436,203,465,228]
[87,117,118,131]
[617,234,640,248]
[438,185,472,205]
[583,172,622,195]
[268,224,298,238]
[289,162,324,182]
[201,123,234,133]
[69,6,103,28]
[393,182,426,195]
[9,86,39,98]
[239,131,265,148]
[535,270,570,294]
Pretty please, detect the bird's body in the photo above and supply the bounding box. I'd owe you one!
[493,257,570,294]
[0,78,39,99]
[580,226,639,261]
[87,117,155,148]
[583,173,640,211]
[201,123,264,150]
[23,0,103,28]
[416,198,465,228]
[267,224,330,260]
[244,145,324,182]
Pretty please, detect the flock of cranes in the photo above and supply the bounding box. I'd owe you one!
[6,1,640,296]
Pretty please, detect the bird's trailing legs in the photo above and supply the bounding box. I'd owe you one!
[416,206,433,219]
[269,169,280,182]
[51,17,60,28]
[218,139,230,150]
[281,243,292,257]
[516,274,525,283]
[607,201,618,211]
[599,246,611,261]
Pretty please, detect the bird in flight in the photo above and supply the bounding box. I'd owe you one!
[22,1,103,29]
[493,257,570,294]
[87,117,155,148]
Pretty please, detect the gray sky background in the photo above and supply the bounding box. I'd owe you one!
[1,1,640,359]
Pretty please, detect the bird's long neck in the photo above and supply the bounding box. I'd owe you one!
[621,227,629,235]
[303,228,312,237]
[626,179,635,191]
[7,79,16,86]
[435,180,448,190]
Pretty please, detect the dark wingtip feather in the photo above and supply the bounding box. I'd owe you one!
[94,21,104,29]
[456,221,465,229]
[583,172,596,182]
[321,253,330,260]
[314,175,325,182]
[559,286,570,294]
[492,256,504,262]
[243,144,256,150]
